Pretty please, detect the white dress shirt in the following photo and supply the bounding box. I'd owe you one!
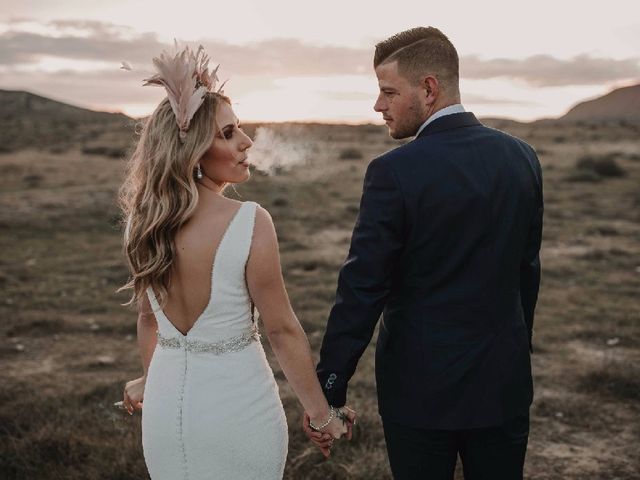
[415,104,466,138]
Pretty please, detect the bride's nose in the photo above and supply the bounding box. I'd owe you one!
[239,130,253,150]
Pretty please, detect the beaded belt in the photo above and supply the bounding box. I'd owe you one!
[156,325,260,354]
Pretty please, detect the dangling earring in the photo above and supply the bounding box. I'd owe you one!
[196,163,203,180]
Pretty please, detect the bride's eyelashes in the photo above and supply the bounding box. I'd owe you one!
[220,123,244,140]
[220,127,233,139]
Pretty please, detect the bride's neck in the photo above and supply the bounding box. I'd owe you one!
[197,176,225,195]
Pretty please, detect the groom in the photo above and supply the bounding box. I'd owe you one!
[307,27,543,479]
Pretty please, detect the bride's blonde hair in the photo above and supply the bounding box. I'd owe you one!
[117,91,230,309]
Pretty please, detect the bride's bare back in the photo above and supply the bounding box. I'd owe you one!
[157,194,244,335]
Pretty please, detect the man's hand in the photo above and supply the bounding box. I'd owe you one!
[339,406,357,440]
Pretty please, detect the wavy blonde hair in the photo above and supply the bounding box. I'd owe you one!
[118,92,230,309]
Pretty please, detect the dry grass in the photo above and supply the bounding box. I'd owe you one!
[1,121,639,479]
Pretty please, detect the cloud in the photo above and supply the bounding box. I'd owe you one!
[462,93,534,106]
[0,28,163,66]
[321,91,375,101]
[0,68,161,109]
[2,19,638,87]
[0,20,372,76]
[461,54,640,86]
[1,18,639,121]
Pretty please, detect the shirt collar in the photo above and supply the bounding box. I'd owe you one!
[415,104,466,138]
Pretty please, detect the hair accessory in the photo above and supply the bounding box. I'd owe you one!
[136,41,226,142]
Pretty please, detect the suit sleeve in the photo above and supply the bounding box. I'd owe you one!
[520,153,543,353]
[316,157,405,406]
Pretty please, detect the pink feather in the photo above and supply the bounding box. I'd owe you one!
[142,42,221,141]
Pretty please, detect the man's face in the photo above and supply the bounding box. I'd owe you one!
[373,61,427,139]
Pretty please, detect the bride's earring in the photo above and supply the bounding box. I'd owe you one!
[196,163,203,180]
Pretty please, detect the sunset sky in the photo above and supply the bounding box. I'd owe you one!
[1,0,639,123]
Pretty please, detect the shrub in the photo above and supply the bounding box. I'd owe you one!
[578,364,640,402]
[576,154,626,177]
[82,146,126,158]
[564,170,602,183]
[23,174,43,187]
[339,147,363,160]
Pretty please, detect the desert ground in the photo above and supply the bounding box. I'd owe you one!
[1,119,639,479]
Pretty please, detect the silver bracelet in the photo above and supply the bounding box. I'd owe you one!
[309,406,335,432]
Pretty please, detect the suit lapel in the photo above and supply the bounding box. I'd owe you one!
[416,112,482,138]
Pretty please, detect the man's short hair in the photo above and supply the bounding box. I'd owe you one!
[374,27,459,92]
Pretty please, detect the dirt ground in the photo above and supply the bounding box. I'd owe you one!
[1,120,639,479]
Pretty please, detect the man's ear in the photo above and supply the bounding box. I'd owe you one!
[423,76,439,103]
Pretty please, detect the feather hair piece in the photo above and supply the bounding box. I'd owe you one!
[141,41,224,142]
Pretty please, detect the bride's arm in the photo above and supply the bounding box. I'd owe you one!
[246,206,344,434]
[122,295,157,414]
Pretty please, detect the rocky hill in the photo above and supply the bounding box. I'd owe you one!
[0,89,134,153]
[2,84,639,155]
[561,83,640,123]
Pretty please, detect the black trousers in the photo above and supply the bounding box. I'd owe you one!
[382,413,529,480]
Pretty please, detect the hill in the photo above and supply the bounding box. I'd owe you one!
[0,89,134,153]
[561,83,640,123]
[2,85,639,156]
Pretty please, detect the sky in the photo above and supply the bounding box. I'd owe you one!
[1,0,639,123]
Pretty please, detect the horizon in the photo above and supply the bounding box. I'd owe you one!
[7,83,636,126]
[1,0,639,123]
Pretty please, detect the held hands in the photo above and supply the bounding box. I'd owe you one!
[120,375,146,415]
[302,406,357,458]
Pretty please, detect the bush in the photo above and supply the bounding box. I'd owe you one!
[564,171,602,183]
[82,146,126,158]
[578,364,640,402]
[23,174,43,187]
[576,154,626,177]
[339,147,363,160]
[48,146,68,154]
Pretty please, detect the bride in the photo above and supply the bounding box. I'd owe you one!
[117,45,353,479]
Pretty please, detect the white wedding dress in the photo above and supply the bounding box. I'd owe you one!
[142,201,288,479]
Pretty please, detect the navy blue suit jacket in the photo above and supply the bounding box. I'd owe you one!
[317,112,543,429]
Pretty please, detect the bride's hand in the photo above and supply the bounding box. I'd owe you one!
[122,375,146,415]
[303,406,357,457]
[318,414,349,440]
[307,409,349,457]
[302,412,334,458]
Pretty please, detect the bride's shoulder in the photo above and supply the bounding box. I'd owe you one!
[250,204,278,247]
[252,203,274,229]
